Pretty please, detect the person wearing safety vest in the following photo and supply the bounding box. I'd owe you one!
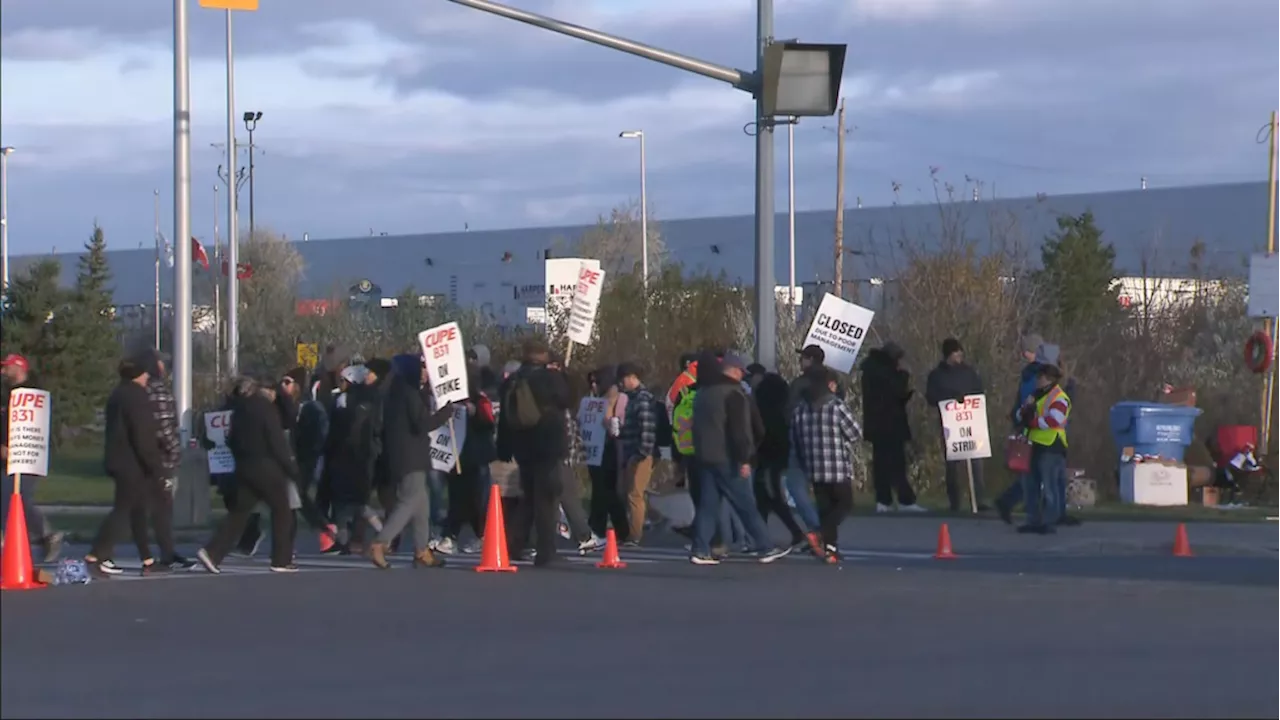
[1016,360,1071,534]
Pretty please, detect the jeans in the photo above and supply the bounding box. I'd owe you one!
[557,465,592,541]
[377,471,434,554]
[783,468,821,531]
[998,463,1069,517]
[427,470,447,533]
[753,466,805,543]
[686,457,730,547]
[691,463,775,557]
[1,474,49,540]
[1023,451,1066,527]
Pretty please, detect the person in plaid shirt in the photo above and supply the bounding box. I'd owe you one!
[137,349,196,571]
[790,366,861,564]
[617,362,658,545]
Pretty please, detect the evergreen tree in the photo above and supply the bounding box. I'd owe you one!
[0,259,69,377]
[48,225,120,431]
[1032,211,1121,330]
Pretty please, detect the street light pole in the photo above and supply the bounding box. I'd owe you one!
[243,110,261,240]
[172,0,193,436]
[618,130,648,292]
[787,117,797,307]
[0,146,13,306]
[224,9,240,378]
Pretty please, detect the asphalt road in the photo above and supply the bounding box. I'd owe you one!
[2,537,1276,719]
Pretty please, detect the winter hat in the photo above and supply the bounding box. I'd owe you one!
[616,362,644,382]
[941,338,963,358]
[882,341,906,361]
[468,344,492,368]
[1020,334,1045,356]
[340,365,369,385]
[1034,343,1062,368]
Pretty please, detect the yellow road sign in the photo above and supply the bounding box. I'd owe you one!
[199,0,259,10]
[296,343,319,370]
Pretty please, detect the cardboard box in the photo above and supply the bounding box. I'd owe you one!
[1201,487,1220,507]
[1160,387,1197,407]
[1187,465,1213,488]
[1119,463,1188,506]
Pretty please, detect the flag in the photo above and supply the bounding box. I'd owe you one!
[221,259,253,280]
[192,236,210,271]
[157,231,174,268]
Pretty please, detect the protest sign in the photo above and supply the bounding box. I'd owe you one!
[5,388,51,477]
[566,263,606,345]
[204,410,235,474]
[576,396,609,467]
[801,293,876,372]
[429,404,470,473]
[938,394,993,462]
[419,322,469,405]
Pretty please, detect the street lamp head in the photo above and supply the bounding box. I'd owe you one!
[0,146,14,156]
[618,130,643,139]
[242,111,262,131]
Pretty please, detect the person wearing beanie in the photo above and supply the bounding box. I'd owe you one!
[130,348,197,570]
[84,359,167,577]
[277,366,333,547]
[925,338,988,513]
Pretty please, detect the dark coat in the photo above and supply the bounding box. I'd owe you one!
[495,362,571,466]
[227,391,299,485]
[925,361,984,407]
[859,348,913,444]
[754,372,791,470]
[380,355,454,481]
[459,366,498,470]
[103,379,165,482]
[325,382,379,504]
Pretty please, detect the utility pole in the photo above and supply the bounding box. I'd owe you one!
[833,97,846,298]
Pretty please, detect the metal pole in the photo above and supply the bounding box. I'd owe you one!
[247,127,255,241]
[639,133,648,292]
[0,147,12,306]
[173,0,193,436]
[224,9,240,379]
[787,118,796,307]
[213,184,221,392]
[753,0,776,370]
[154,189,161,350]
[1261,110,1278,453]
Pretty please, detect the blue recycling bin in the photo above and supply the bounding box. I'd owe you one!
[1108,401,1202,463]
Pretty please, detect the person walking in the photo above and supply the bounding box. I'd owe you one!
[0,353,63,562]
[437,364,498,555]
[84,359,167,577]
[860,342,926,513]
[196,377,302,574]
[367,354,455,569]
[497,339,572,568]
[135,349,196,570]
[924,338,989,513]
[753,370,809,552]
[586,365,630,543]
[617,362,658,546]
[687,353,790,566]
[791,366,860,563]
[324,364,384,554]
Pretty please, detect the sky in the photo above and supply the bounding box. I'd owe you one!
[0,0,1276,256]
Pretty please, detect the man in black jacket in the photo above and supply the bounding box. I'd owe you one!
[860,342,925,513]
[84,359,168,577]
[496,338,571,567]
[1,353,63,562]
[924,338,989,513]
[367,354,455,569]
[134,349,196,569]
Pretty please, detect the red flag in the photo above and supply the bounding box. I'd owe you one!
[221,259,253,280]
[191,236,210,270]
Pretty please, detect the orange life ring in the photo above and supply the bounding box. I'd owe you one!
[1244,331,1273,374]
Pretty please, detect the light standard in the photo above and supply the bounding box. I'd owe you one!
[618,130,647,292]
[242,110,261,240]
[0,146,13,305]
[785,116,798,307]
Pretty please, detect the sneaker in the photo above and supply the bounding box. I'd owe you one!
[94,559,125,576]
[875,503,893,513]
[557,523,572,541]
[755,546,792,564]
[270,564,300,573]
[1057,515,1082,527]
[321,543,345,555]
[898,504,928,513]
[140,560,172,576]
[231,534,264,559]
[196,548,222,574]
[428,537,441,551]
[167,555,197,571]
[689,554,721,565]
[461,539,483,554]
[578,535,606,555]
[824,544,842,564]
[804,532,826,559]
[710,544,730,560]
[789,537,810,553]
[41,532,65,563]
[434,537,458,555]
[622,540,641,549]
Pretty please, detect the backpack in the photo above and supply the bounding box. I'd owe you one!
[671,386,697,456]
[504,374,543,430]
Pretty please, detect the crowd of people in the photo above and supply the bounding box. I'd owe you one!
[1,326,1078,577]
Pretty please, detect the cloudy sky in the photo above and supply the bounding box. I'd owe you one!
[0,0,1275,255]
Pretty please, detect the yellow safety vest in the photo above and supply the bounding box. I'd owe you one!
[1026,385,1070,448]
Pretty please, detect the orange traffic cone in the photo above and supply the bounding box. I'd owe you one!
[596,528,627,569]
[1172,523,1193,557]
[1,492,45,591]
[476,484,517,573]
[933,523,957,560]
[318,524,337,553]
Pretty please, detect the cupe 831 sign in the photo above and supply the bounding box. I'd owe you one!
[938,394,992,461]
[6,388,52,477]
[418,322,470,405]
